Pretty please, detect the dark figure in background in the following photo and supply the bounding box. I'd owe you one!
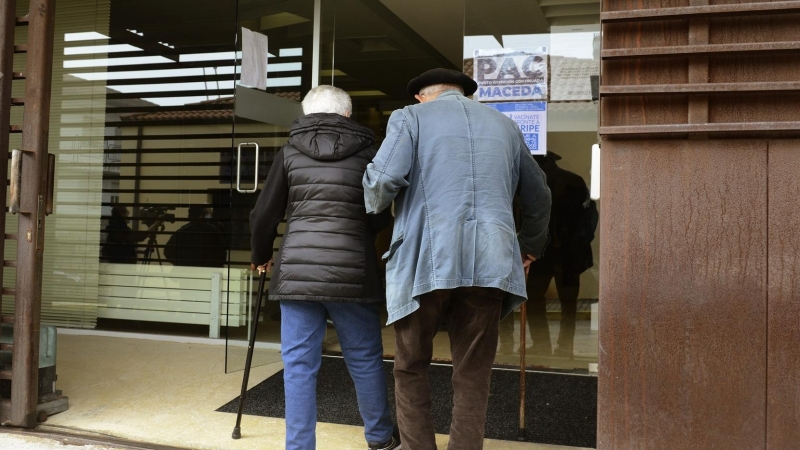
[527,152,598,358]
[164,206,228,268]
[101,206,162,264]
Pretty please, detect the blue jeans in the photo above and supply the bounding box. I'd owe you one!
[280,300,393,450]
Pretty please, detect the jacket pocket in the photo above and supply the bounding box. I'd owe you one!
[475,225,516,278]
[382,233,404,262]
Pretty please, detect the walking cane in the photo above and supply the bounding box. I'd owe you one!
[232,269,268,440]
[518,265,530,441]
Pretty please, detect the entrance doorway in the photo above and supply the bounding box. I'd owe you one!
[219,0,599,374]
[10,0,600,447]
[40,0,601,375]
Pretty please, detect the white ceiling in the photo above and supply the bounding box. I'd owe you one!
[379,0,600,66]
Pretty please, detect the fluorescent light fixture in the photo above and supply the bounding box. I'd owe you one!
[64,32,110,42]
[67,66,241,82]
[64,55,173,68]
[141,95,233,107]
[109,80,235,94]
[590,144,600,200]
[180,51,242,63]
[265,77,302,88]
[279,48,303,57]
[69,67,204,81]
[268,62,302,73]
[64,44,142,55]
[213,66,240,75]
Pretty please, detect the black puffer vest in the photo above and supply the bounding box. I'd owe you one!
[269,113,385,302]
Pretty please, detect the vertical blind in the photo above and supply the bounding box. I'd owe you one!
[2,0,111,329]
[4,0,308,330]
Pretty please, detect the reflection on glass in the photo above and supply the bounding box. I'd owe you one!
[527,152,597,359]
[314,0,465,358]
[466,0,600,372]
[30,0,244,335]
[226,0,318,371]
[24,0,602,375]
[164,206,228,268]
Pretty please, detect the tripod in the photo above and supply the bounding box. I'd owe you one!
[142,223,165,266]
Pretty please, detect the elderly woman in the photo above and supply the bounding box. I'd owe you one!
[250,85,399,450]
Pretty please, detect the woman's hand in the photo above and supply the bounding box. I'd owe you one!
[522,254,536,276]
[250,260,273,274]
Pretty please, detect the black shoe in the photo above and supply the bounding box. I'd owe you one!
[368,426,402,450]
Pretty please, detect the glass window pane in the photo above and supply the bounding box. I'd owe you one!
[465,0,600,372]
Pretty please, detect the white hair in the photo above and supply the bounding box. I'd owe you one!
[302,85,352,116]
[419,83,464,97]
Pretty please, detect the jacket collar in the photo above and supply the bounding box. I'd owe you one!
[434,90,466,101]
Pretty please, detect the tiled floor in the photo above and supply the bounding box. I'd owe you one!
[42,334,592,450]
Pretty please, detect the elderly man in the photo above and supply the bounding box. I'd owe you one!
[363,69,551,449]
[250,85,399,450]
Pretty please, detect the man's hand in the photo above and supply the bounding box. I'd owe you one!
[522,254,536,277]
[250,260,273,274]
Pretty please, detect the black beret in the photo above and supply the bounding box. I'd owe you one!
[407,68,478,97]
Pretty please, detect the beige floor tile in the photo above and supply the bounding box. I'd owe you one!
[44,334,590,450]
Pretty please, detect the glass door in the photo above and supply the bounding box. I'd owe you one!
[224,0,322,372]
[86,0,242,340]
[464,0,601,372]
[320,0,464,361]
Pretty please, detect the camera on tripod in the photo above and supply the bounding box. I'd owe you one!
[140,206,176,227]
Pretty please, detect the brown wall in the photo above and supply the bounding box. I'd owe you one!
[766,140,800,449]
[598,1,800,449]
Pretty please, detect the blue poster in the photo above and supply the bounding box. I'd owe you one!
[486,102,547,155]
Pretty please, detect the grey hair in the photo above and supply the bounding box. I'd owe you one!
[302,85,352,116]
[419,83,464,97]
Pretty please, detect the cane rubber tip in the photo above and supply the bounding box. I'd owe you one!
[232,427,241,439]
[517,429,525,441]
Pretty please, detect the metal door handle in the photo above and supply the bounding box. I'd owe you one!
[10,149,22,214]
[236,142,259,193]
[46,153,55,215]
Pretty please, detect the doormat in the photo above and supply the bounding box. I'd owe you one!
[217,356,597,448]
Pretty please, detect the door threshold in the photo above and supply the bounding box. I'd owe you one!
[57,328,281,350]
[0,426,188,450]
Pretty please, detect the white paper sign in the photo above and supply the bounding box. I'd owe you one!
[550,56,599,102]
[241,28,269,90]
[473,48,548,102]
[487,102,548,155]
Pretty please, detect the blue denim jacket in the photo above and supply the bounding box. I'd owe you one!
[363,90,551,324]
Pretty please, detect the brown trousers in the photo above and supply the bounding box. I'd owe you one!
[393,287,504,450]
